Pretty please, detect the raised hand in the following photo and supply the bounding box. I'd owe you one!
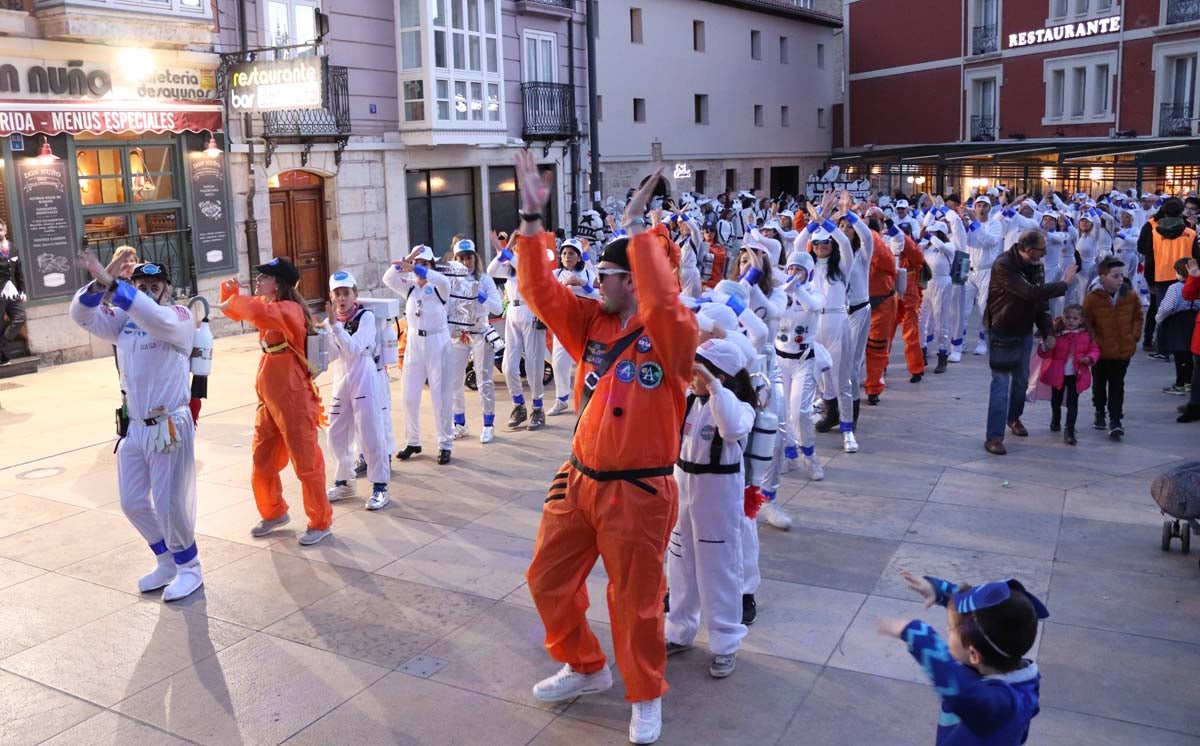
[514,149,553,218]
[622,166,665,236]
[899,569,937,609]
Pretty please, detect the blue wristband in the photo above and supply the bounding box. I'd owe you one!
[725,294,747,317]
[845,212,859,224]
[742,267,762,285]
[499,249,514,263]
[78,287,105,307]
[111,280,137,311]
[969,220,981,231]
[582,251,591,262]
[822,220,838,234]
[413,264,429,279]
[476,292,488,304]
[581,284,595,295]
[886,226,899,237]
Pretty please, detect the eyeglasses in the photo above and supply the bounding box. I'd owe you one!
[597,268,629,276]
[811,239,832,246]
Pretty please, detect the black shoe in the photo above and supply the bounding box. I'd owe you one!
[815,399,839,433]
[910,373,923,383]
[741,594,757,626]
[1149,352,1171,361]
[0,350,8,365]
[1178,405,1200,423]
[867,394,880,405]
[397,445,422,460]
[528,408,545,431]
[1093,411,1107,430]
[1049,415,1061,432]
[922,347,928,366]
[507,404,528,429]
[1008,419,1028,437]
[933,352,948,374]
[437,449,451,465]
[1109,419,1124,440]
[663,591,670,614]
[1064,429,1077,445]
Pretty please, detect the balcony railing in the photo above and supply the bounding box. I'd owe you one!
[262,63,350,138]
[1159,101,1195,137]
[970,114,997,142]
[521,81,578,140]
[971,23,998,55]
[87,229,196,298]
[527,0,572,7]
[1167,0,1200,24]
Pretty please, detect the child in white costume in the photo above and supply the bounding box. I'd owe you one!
[549,238,599,416]
[776,250,832,481]
[69,254,202,602]
[446,240,504,443]
[324,270,392,510]
[666,337,756,679]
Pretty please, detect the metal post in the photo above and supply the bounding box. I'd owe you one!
[585,0,601,211]
[567,14,580,232]
[237,0,260,274]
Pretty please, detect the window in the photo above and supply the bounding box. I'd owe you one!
[693,20,705,52]
[429,0,503,127]
[404,80,425,122]
[751,30,762,60]
[524,31,557,82]
[398,0,421,69]
[695,169,707,194]
[967,68,1001,141]
[78,143,176,206]
[407,168,478,257]
[1043,52,1116,123]
[265,0,320,47]
[694,94,709,124]
[779,36,789,64]
[1168,55,1197,108]
[781,105,790,127]
[725,169,737,191]
[817,43,825,69]
[1049,0,1113,22]
[754,104,764,126]
[630,7,643,44]
[753,168,763,191]
[633,97,646,122]
[817,107,826,128]
[1155,45,1199,136]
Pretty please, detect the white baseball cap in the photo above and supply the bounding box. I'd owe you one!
[697,338,746,377]
[411,245,435,261]
[329,270,357,290]
[895,199,910,209]
[454,239,477,254]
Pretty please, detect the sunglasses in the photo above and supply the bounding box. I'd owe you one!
[597,268,629,277]
[811,239,832,246]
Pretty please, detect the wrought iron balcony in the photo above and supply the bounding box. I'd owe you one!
[88,229,196,297]
[970,114,997,142]
[521,81,578,140]
[971,23,998,55]
[515,0,574,16]
[1159,102,1195,137]
[262,63,351,138]
[1166,0,1200,24]
[527,0,572,7]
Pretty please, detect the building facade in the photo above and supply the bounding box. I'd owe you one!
[592,0,841,200]
[841,0,1200,197]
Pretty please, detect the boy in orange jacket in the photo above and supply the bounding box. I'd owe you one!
[1083,256,1144,440]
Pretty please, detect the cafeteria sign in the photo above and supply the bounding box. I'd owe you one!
[227,57,326,113]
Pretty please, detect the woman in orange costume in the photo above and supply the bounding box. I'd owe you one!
[219,258,333,546]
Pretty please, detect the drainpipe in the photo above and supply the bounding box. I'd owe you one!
[237,0,260,275]
[585,0,601,210]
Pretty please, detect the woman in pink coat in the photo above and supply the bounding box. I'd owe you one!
[1037,304,1101,445]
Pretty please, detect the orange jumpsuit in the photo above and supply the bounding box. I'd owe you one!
[896,235,927,376]
[865,230,898,396]
[702,244,728,289]
[221,286,332,531]
[519,230,698,704]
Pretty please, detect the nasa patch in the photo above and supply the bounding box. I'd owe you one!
[637,362,663,389]
[636,335,652,353]
[424,286,434,295]
[700,424,715,441]
[615,359,636,383]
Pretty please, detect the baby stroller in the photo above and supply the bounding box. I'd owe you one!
[1154,462,1200,567]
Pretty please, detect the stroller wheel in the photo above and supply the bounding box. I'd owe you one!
[1162,521,1173,551]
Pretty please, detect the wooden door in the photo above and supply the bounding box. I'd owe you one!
[268,173,328,305]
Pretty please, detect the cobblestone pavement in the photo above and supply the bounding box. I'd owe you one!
[0,331,1198,745]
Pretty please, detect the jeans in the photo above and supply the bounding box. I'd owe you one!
[986,331,1034,441]
[1050,375,1079,432]
[1092,358,1131,421]
[0,296,25,342]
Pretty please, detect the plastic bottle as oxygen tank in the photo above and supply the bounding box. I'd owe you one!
[192,314,214,376]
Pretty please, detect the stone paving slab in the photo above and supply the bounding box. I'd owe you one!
[1,331,1199,744]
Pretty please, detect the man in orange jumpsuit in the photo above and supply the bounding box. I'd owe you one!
[886,222,928,383]
[864,216,899,405]
[515,152,697,745]
[219,259,333,545]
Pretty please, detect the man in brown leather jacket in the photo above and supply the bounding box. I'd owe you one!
[981,229,1077,454]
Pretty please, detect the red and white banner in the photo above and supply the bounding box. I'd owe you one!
[0,102,222,136]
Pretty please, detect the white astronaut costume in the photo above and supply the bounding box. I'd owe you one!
[919,224,958,361]
[666,338,754,661]
[1113,220,1141,281]
[675,215,706,299]
[550,239,599,412]
[892,201,922,239]
[957,201,1004,356]
[325,271,392,508]
[487,245,548,425]
[1072,211,1113,304]
[383,248,455,456]
[69,270,201,602]
[1042,213,1076,319]
[776,251,832,482]
[445,243,504,443]
[841,212,875,408]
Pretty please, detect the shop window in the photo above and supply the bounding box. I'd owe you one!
[488,165,555,241]
[407,168,478,257]
[77,148,126,205]
[77,143,176,206]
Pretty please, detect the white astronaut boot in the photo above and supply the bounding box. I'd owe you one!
[138,552,176,593]
[162,559,203,602]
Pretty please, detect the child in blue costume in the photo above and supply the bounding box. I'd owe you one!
[877,570,1049,745]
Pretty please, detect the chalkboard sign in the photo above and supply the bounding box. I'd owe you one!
[187,150,233,274]
[15,157,77,300]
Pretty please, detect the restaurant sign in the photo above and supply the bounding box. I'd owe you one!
[227,57,326,113]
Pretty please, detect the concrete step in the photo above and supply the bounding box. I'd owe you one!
[0,355,39,379]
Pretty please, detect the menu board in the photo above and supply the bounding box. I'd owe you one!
[15,158,77,299]
[187,150,233,273]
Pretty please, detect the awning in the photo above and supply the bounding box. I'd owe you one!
[0,100,223,137]
[830,138,1200,167]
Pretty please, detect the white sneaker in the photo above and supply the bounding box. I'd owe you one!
[547,399,569,416]
[532,663,613,702]
[973,340,988,355]
[479,426,495,444]
[453,423,469,439]
[805,454,825,481]
[366,489,390,511]
[629,698,663,745]
[948,349,963,363]
[326,483,355,501]
[760,501,793,530]
[162,560,203,602]
[843,431,859,453]
[782,457,800,474]
[137,553,176,592]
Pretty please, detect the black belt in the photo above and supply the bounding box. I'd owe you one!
[848,300,870,314]
[569,454,673,494]
[868,291,895,309]
[675,459,740,475]
[510,300,523,306]
[414,329,447,337]
[776,346,812,360]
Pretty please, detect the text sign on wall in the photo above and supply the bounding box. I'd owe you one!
[1008,15,1121,49]
[805,166,872,202]
[187,151,233,273]
[15,158,79,300]
[227,57,326,112]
